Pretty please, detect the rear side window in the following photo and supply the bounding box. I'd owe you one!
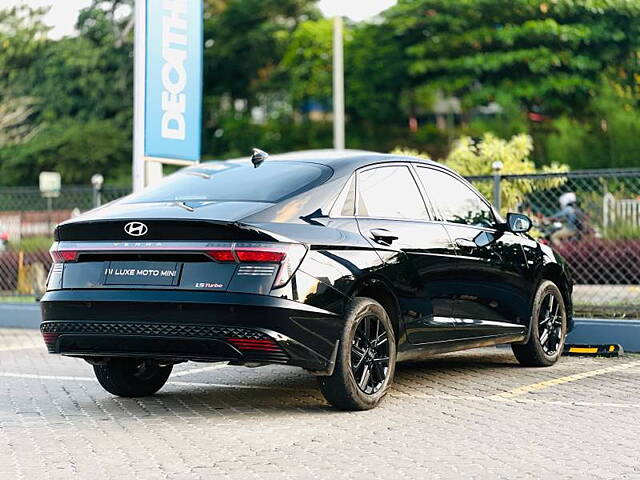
[356,166,428,220]
[416,167,495,228]
[126,162,332,203]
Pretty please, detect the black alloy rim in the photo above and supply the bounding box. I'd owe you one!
[538,292,563,356]
[132,359,161,380]
[350,314,390,395]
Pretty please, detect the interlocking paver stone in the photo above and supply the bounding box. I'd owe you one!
[1,328,639,479]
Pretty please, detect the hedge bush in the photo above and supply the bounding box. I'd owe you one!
[555,239,640,285]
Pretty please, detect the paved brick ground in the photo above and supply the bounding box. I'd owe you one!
[1,328,639,479]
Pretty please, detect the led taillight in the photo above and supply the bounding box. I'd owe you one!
[205,247,286,263]
[50,250,79,263]
[206,249,235,262]
[205,243,307,288]
[235,250,285,263]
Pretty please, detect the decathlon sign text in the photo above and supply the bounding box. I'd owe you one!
[145,0,202,161]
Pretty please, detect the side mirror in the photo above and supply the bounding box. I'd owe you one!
[506,213,532,233]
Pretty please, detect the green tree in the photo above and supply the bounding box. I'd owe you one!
[346,21,409,124]
[547,85,640,169]
[0,118,131,186]
[0,6,49,90]
[379,0,640,166]
[281,18,335,110]
[0,95,40,147]
[0,7,48,150]
[384,0,640,116]
[394,133,568,212]
[203,0,319,104]
[0,2,134,186]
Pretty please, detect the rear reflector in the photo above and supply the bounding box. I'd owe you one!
[227,338,282,352]
[41,332,59,351]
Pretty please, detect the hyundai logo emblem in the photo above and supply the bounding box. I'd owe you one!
[124,221,148,237]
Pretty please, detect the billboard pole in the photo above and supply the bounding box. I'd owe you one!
[333,15,345,150]
[132,0,146,193]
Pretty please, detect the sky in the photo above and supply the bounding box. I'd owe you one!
[12,0,397,39]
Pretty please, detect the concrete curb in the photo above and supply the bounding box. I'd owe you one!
[1,306,639,353]
[0,303,42,329]
[567,318,640,353]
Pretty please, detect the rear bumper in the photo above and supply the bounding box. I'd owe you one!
[40,289,344,373]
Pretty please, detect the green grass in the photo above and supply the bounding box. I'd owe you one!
[0,295,36,303]
[7,236,53,253]
[602,221,640,240]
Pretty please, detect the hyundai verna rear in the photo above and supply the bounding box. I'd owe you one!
[41,150,573,410]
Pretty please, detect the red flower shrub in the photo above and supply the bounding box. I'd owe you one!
[555,239,640,285]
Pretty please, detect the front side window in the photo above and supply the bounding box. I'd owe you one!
[416,167,495,228]
[357,166,428,220]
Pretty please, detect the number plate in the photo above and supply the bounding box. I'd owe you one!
[103,262,181,286]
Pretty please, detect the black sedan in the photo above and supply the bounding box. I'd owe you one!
[41,150,572,410]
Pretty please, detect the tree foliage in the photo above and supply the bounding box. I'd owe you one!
[0,6,49,90]
[0,2,133,186]
[281,18,335,109]
[2,0,640,188]
[0,95,40,148]
[203,0,319,103]
[385,0,640,116]
[394,134,568,212]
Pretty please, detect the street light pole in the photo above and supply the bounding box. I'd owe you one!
[333,15,345,150]
[91,174,104,209]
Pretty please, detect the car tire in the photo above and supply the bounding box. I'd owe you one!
[318,297,397,411]
[93,358,173,397]
[512,280,567,367]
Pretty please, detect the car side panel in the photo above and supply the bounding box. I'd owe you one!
[444,225,533,335]
[354,218,459,345]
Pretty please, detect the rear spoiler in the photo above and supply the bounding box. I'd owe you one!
[55,219,288,243]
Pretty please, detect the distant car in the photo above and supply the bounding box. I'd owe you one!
[40,150,573,410]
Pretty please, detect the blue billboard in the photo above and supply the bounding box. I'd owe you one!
[144,0,202,161]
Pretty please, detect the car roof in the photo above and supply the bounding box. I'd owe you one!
[199,149,444,177]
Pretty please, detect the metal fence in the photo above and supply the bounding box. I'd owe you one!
[0,186,130,299]
[468,168,640,319]
[1,170,640,318]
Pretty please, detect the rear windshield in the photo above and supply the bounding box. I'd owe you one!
[126,161,332,203]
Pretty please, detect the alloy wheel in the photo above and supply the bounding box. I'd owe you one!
[350,314,390,395]
[131,359,162,381]
[538,292,564,356]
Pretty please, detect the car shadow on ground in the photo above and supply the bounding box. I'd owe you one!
[93,349,522,415]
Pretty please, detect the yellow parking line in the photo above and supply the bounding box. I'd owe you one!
[491,360,640,399]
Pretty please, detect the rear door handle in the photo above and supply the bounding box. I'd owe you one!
[369,228,399,246]
[455,238,476,249]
